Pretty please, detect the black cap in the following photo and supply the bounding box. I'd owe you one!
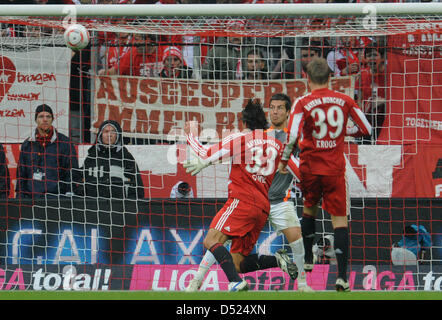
[35,104,54,121]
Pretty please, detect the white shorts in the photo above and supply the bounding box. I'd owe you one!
[269,201,300,233]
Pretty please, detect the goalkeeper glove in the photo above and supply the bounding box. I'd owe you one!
[183,158,210,176]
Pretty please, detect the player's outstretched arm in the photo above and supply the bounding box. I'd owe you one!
[183,121,233,175]
[183,155,211,176]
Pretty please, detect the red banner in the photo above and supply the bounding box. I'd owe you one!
[392,144,442,198]
[379,25,442,145]
[93,76,354,141]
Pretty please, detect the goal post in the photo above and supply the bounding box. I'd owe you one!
[0,3,440,291]
[1,3,441,16]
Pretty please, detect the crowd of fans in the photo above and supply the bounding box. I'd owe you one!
[90,15,387,144]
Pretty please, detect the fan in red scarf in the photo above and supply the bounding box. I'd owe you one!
[100,33,163,77]
[357,45,386,113]
[326,36,373,77]
[106,31,130,71]
[159,46,193,79]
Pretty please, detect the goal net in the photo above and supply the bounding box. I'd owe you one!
[0,3,440,291]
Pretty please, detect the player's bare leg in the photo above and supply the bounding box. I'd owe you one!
[331,215,350,292]
[231,252,245,272]
[300,205,318,273]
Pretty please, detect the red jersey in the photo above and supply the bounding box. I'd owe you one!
[329,49,360,76]
[107,43,130,69]
[357,67,386,113]
[283,88,372,176]
[118,48,163,77]
[187,130,283,212]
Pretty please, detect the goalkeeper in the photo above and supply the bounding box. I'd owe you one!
[185,93,313,292]
[183,99,297,292]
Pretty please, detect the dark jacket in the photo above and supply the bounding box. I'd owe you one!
[80,120,144,199]
[201,37,249,80]
[16,129,79,199]
[0,144,10,198]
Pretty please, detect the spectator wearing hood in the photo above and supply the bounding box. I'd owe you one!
[159,46,193,79]
[80,120,144,199]
[16,104,80,199]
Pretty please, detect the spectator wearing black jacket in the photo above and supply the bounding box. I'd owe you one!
[0,144,10,198]
[16,104,79,199]
[80,120,144,199]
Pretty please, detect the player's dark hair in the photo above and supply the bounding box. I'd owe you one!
[306,57,331,85]
[241,99,269,131]
[270,93,292,112]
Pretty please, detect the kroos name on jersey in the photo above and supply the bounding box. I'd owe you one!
[316,139,337,149]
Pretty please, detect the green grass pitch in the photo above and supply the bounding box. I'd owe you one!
[0,290,441,300]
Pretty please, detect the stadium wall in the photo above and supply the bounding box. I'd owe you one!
[0,198,440,291]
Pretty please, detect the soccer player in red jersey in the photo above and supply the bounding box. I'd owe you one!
[278,57,372,292]
[184,99,297,292]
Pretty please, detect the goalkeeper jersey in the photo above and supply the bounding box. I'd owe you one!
[266,127,301,205]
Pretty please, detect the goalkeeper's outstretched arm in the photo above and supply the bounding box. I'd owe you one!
[184,133,212,176]
[183,121,232,175]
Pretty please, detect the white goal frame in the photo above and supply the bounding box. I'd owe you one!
[0,3,441,17]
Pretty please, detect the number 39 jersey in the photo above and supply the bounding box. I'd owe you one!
[187,130,283,213]
[286,87,372,176]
